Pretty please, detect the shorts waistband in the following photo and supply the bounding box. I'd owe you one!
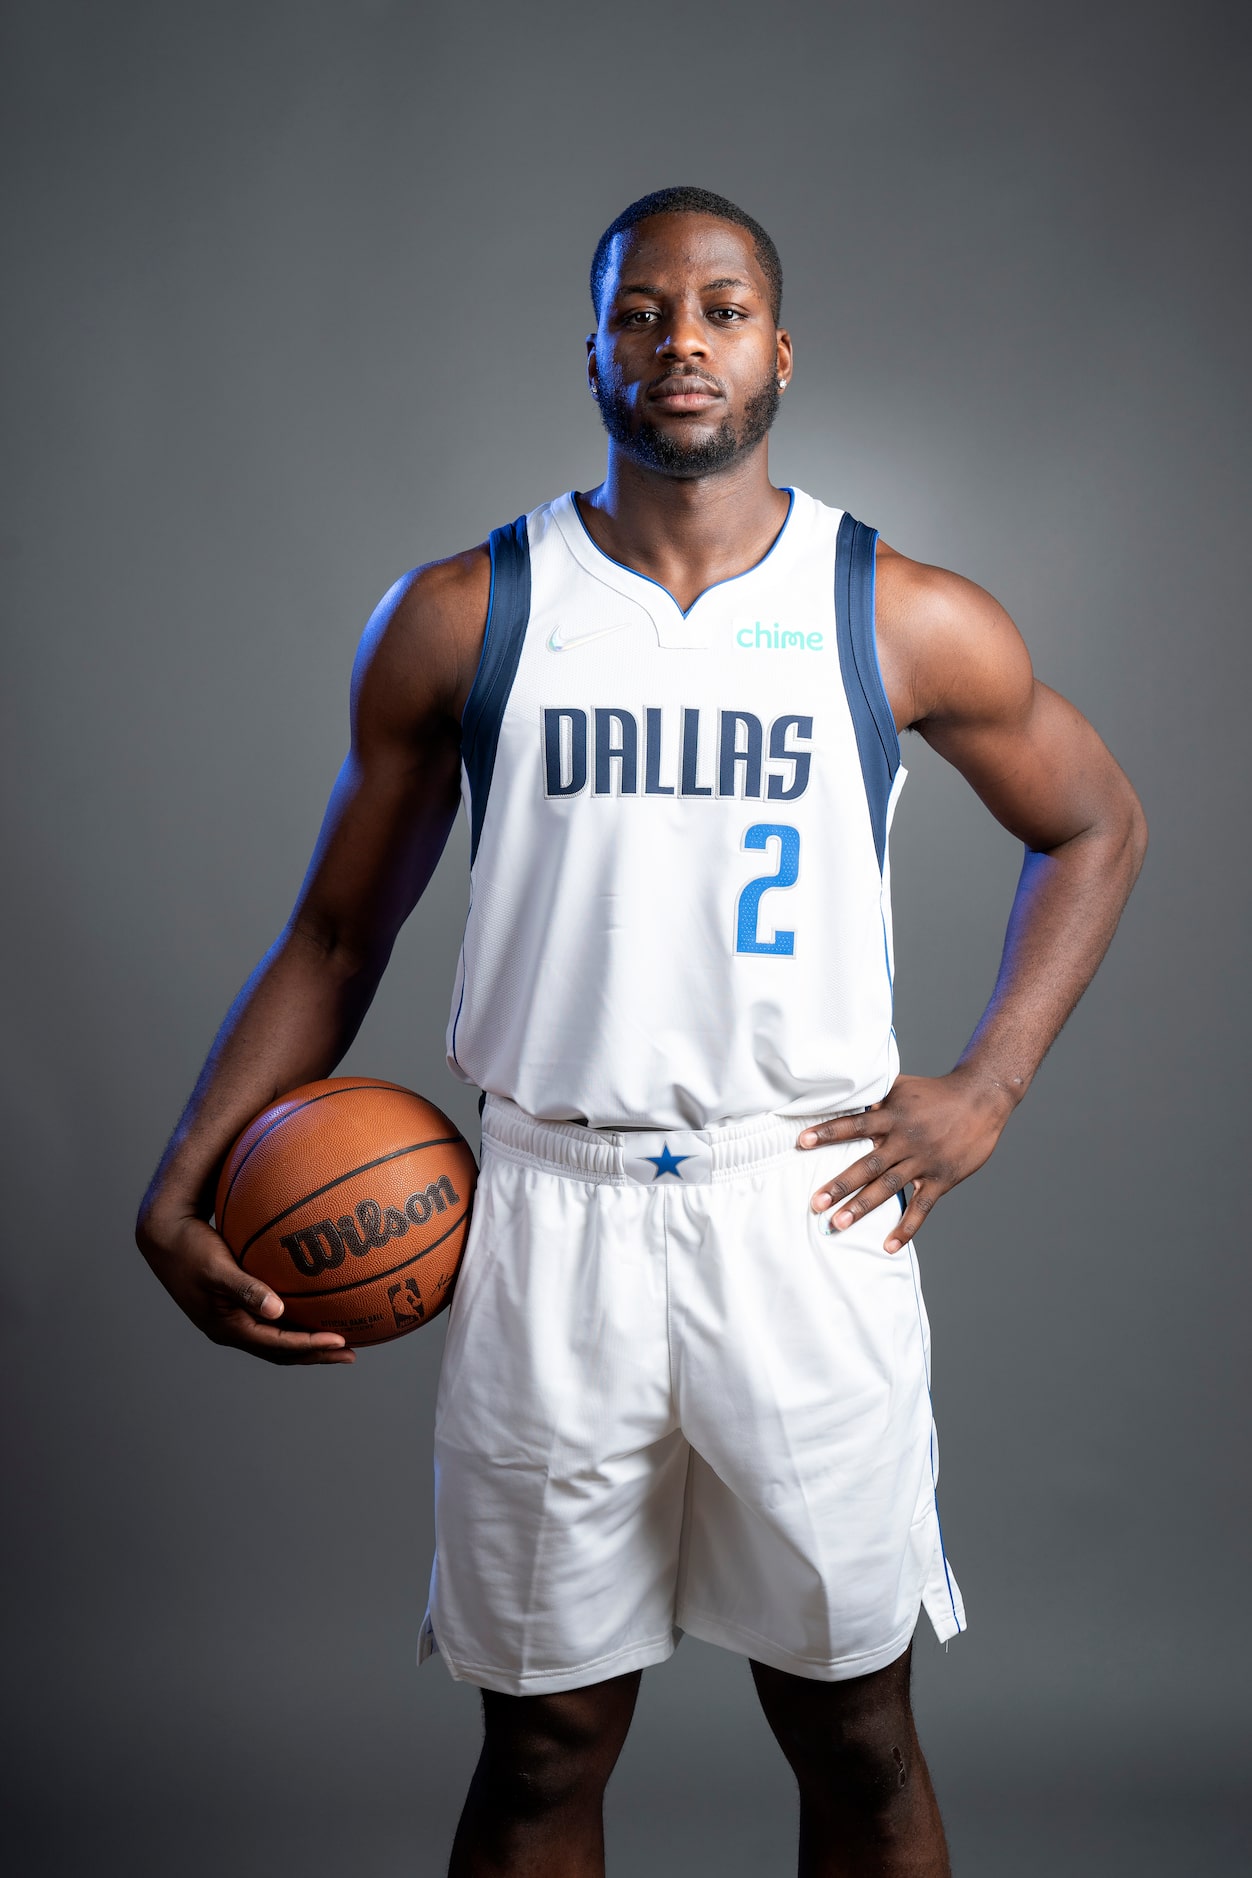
[480,1094,855,1187]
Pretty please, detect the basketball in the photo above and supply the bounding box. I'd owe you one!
[214,1078,477,1346]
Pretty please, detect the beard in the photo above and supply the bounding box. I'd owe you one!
[593,367,781,478]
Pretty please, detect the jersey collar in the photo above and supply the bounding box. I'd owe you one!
[551,488,798,650]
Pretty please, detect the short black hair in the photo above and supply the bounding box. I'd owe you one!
[590,186,782,325]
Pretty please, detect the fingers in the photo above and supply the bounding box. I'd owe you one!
[221,1309,357,1365]
[211,1263,353,1364]
[802,1112,935,1255]
[883,1185,934,1255]
[142,1214,355,1362]
[796,1109,880,1150]
[810,1146,946,1254]
[813,1170,924,1253]
[229,1271,285,1321]
[799,1068,1010,1254]
[812,1150,907,1235]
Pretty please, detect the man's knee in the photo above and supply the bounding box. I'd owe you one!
[752,1652,921,1821]
[778,1711,917,1814]
[815,1720,917,1818]
[476,1674,639,1820]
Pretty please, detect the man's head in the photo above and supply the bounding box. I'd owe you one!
[590,187,783,327]
[587,187,791,480]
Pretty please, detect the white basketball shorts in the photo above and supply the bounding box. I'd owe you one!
[418,1095,965,1696]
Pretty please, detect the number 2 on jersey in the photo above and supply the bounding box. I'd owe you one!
[735,823,799,956]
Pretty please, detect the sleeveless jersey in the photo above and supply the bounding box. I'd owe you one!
[445,487,905,1130]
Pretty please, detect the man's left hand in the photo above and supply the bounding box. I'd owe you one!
[797,1069,1018,1252]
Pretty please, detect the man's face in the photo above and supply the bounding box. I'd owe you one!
[588,214,791,479]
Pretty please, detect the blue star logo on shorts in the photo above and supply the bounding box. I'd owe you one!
[644,1143,692,1181]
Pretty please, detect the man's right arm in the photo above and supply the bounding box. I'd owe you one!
[135,546,491,1364]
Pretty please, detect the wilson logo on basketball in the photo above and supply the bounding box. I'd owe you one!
[279,1175,461,1277]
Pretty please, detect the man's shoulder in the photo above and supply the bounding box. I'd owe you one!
[873,539,1016,645]
[356,543,493,728]
[874,539,974,620]
[367,493,571,706]
[872,540,1033,732]
[395,541,493,628]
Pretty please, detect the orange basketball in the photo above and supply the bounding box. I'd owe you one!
[214,1078,477,1346]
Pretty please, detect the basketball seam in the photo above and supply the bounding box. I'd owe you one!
[232,1135,464,1263]
[216,1081,408,1241]
[247,1211,469,1299]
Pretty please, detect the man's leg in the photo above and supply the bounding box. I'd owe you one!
[447,1669,641,1877]
[752,1645,950,1878]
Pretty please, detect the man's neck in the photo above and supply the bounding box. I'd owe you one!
[575,449,791,614]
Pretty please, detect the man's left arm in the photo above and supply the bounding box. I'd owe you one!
[800,547,1149,1250]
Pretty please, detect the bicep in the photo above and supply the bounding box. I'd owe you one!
[287,565,477,964]
[291,731,463,964]
[922,680,1125,852]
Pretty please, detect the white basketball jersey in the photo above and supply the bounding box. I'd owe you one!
[445,487,905,1130]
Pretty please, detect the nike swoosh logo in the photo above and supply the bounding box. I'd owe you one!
[546,621,632,652]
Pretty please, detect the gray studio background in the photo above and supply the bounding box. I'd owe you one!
[3,2,1248,1873]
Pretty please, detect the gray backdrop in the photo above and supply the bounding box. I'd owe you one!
[3,1,1249,1872]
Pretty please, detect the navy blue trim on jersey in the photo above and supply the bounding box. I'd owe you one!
[834,513,901,872]
[461,516,532,864]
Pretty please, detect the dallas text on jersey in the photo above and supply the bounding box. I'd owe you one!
[542,707,814,799]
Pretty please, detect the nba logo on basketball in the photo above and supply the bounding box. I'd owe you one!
[388,1275,425,1326]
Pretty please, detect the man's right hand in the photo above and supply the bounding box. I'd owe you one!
[137,1208,356,1364]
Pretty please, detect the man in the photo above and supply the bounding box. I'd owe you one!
[137,186,1146,1875]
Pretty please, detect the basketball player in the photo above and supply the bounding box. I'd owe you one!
[137,188,1147,1875]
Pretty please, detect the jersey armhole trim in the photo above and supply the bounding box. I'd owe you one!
[461,515,532,864]
[834,512,902,873]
